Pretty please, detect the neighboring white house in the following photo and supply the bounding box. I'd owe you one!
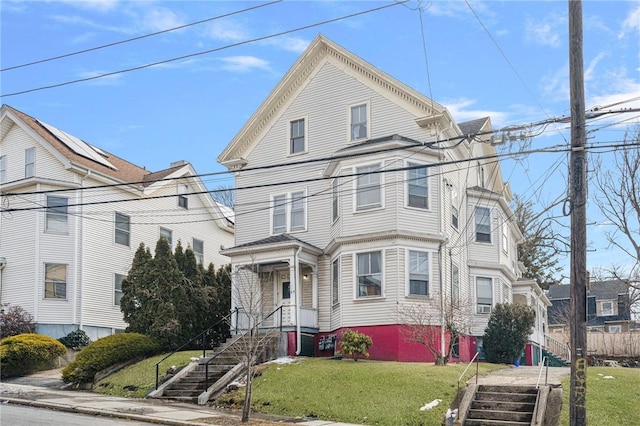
[217,34,531,363]
[0,105,234,340]
[513,279,551,365]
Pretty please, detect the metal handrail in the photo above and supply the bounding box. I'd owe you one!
[536,356,549,389]
[203,305,284,391]
[457,352,480,403]
[154,308,238,390]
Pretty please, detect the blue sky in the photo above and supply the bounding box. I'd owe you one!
[2,0,639,278]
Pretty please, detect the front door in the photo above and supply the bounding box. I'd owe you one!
[276,270,293,326]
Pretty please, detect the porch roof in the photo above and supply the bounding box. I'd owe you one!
[221,234,323,257]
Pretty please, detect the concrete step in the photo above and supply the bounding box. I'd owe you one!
[162,389,202,399]
[465,419,531,426]
[477,385,537,394]
[467,408,533,423]
[470,400,535,413]
[474,391,537,403]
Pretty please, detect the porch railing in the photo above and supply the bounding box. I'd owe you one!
[545,335,571,362]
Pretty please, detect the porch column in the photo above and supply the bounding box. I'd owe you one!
[312,265,318,310]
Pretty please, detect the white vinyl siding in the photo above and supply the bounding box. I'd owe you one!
[332,257,339,305]
[502,222,509,253]
[45,196,68,233]
[350,103,368,141]
[114,212,130,246]
[289,118,306,154]
[44,263,67,299]
[355,163,381,211]
[406,162,428,209]
[114,273,125,306]
[476,277,493,314]
[25,147,35,177]
[475,207,491,243]
[356,251,382,298]
[408,250,429,296]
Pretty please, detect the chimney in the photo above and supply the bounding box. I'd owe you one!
[170,160,188,168]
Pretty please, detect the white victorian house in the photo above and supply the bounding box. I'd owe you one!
[218,35,536,363]
[0,105,234,340]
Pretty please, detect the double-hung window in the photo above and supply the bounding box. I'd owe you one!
[332,258,340,305]
[46,196,68,233]
[408,250,429,296]
[350,103,368,141]
[476,277,493,314]
[475,206,491,242]
[272,191,306,234]
[601,301,614,316]
[332,179,339,222]
[25,147,35,178]
[0,155,6,183]
[502,222,509,253]
[178,184,188,209]
[407,163,428,209]
[193,238,204,264]
[356,163,381,211]
[290,118,305,154]
[44,263,67,299]
[115,212,130,246]
[357,251,382,297]
[114,273,125,305]
[160,227,172,248]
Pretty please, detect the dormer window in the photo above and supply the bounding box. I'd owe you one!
[289,118,306,154]
[350,103,368,141]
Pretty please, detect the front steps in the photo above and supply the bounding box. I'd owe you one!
[458,385,540,426]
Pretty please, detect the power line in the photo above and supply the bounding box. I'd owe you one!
[1,1,408,97]
[0,1,283,72]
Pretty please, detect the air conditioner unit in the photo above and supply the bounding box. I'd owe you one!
[477,305,492,314]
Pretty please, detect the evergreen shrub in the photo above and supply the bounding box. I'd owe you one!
[62,332,159,384]
[0,333,66,378]
[339,329,373,361]
[58,329,92,350]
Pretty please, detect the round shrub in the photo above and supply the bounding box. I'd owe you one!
[1,333,67,379]
[62,333,159,384]
[58,329,92,350]
[339,329,373,361]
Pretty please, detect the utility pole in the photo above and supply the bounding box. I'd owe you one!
[568,1,587,425]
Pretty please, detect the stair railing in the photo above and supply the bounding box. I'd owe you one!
[545,335,571,362]
[154,307,238,390]
[536,356,549,389]
[203,305,284,391]
[456,351,479,404]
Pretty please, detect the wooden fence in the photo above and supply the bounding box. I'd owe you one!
[548,331,640,357]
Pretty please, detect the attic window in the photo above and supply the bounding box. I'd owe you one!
[350,103,368,141]
[290,118,306,154]
[178,184,188,209]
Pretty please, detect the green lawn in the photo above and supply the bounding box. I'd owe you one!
[559,366,640,426]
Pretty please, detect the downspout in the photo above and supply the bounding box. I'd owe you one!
[76,169,90,331]
[294,246,302,355]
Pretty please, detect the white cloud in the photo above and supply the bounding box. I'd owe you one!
[219,56,270,73]
[205,20,250,43]
[262,36,310,54]
[584,51,608,82]
[137,7,185,33]
[540,65,569,104]
[56,0,119,13]
[619,5,640,38]
[443,98,508,127]
[51,14,132,34]
[525,18,562,48]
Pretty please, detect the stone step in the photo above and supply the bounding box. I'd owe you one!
[162,389,202,398]
[477,385,538,394]
[465,419,531,426]
[474,391,537,403]
[470,400,535,413]
[467,408,533,423]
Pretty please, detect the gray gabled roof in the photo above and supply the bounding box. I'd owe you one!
[548,280,628,300]
[458,117,490,136]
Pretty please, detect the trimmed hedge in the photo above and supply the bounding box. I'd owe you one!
[0,333,67,379]
[62,333,159,384]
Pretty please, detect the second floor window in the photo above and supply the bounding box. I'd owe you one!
[356,163,381,211]
[407,163,428,209]
[193,238,204,264]
[272,191,306,234]
[46,196,68,233]
[178,184,188,209]
[0,155,6,183]
[115,212,130,246]
[357,251,382,297]
[160,227,172,248]
[290,118,305,154]
[475,206,491,242]
[44,263,67,299]
[114,273,125,306]
[408,250,429,296]
[601,301,614,316]
[350,103,368,140]
[25,147,35,178]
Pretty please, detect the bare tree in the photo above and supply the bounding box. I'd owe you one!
[210,184,235,208]
[397,294,473,365]
[592,124,640,317]
[230,260,280,422]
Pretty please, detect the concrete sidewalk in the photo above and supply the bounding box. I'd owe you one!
[0,369,359,426]
[469,365,570,386]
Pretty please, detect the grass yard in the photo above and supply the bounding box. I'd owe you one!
[93,350,203,398]
[215,358,503,426]
[559,366,640,426]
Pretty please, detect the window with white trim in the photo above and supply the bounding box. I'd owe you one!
[407,163,428,209]
[160,227,172,248]
[178,184,188,209]
[608,325,622,333]
[475,206,491,242]
[357,251,382,298]
[46,196,68,233]
[332,258,340,305]
[332,178,339,222]
[502,222,509,253]
[272,191,306,234]
[355,163,381,210]
[408,250,429,296]
[0,155,6,183]
[290,118,305,154]
[476,277,493,314]
[452,264,460,304]
[193,238,204,264]
[601,301,614,316]
[350,103,368,141]
[115,212,130,246]
[114,273,125,305]
[25,147,35,178]
[44,263,67,299]
[452,205,459,229]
